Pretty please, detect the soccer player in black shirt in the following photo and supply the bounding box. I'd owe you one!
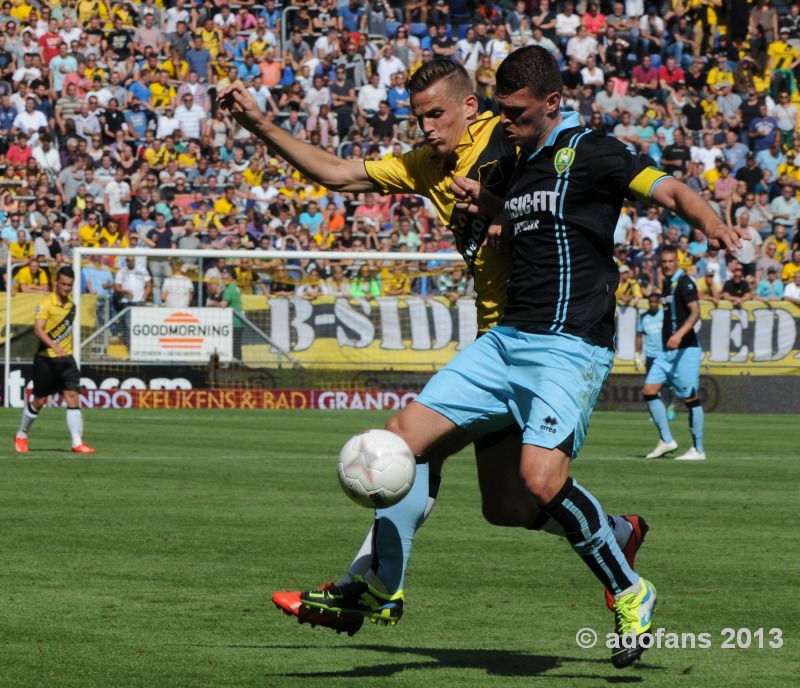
[232,49,746,668]
[432,47,744,667]
[643,245,706,462]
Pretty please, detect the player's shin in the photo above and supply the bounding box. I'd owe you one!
[66,408,83,446]
[542,477,638,596]
[686,398,704,453]
[18,402,40,436]
[339,459,440,586]
[529,512,634,550]
[371,460,435,594]
[644,393,673,442]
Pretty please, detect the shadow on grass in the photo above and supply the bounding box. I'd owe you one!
[252,644,656,682]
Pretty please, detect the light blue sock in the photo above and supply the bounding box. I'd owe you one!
[646,396,673,443]
[373,462,430,594]
[688,402,704,453]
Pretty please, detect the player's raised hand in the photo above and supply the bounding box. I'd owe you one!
[217,82,262,131]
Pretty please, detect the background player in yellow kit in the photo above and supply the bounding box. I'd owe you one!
[14,266,95,454]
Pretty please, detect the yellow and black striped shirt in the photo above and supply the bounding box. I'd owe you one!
[366,114,518,332]
[35,292,76,357]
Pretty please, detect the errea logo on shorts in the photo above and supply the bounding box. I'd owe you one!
[505,190,560,219]
[540,416,558,433]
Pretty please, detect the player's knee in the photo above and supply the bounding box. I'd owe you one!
[683,397,701,408]
[643,393,660,402]
[384,413,406,438]
[519,447,571,504]
[642,384,660,397]
[520,472,555,504]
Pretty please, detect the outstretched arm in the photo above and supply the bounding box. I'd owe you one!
[651,176,749,251]
[217,82,378,193]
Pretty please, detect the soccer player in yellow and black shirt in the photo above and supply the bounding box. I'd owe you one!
[219,59,646,639]
[14,266,95,454]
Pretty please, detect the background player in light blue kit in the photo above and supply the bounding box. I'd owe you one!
[636,293,675,421]
[643,246,707,460]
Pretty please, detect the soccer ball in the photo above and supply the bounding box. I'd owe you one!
[337,429,416,509]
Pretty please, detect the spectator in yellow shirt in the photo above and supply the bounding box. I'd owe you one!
[83,54,105,83]
[677,235,695,272]
[150,70,176,109]
[242,160,264,187]
[213,186,237,217]
[199,17,223,58]
[162,50,189,84]
[100,218,129,249]
[615,264,642,304]
[9,228,33,267]
[15,256,51,293]
[767,29,800,97]
[763,225,790,263]
[143,138,175,170]
[176,141,199,169]
[10,0,33,23]
[382,261,413,296]
[193,199,222,232]
[783,250,800,282]
[706,54,734,95]
[78,212,105,248]
[76,0,109,27]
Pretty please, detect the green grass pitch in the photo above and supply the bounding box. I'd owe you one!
[1,408,798,688]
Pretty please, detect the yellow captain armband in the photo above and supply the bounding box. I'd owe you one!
[629,166,669,205]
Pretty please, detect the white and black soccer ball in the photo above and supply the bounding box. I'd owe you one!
[337,429,416,509]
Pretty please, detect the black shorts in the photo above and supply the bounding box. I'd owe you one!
[32,354,81,398]
[474,422,523,453]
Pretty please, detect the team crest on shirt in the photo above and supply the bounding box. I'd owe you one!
[554,147,576,174]
[477,159,502,188]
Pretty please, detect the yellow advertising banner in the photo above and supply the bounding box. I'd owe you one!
[4,294,799,375]
[0,293,97,345]
[240,296,800,376]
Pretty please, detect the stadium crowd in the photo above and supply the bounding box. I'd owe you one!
[1,0,800,314]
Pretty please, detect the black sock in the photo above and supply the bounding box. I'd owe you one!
[542,478,636,595]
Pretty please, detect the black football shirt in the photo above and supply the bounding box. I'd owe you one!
[502,112,668,349]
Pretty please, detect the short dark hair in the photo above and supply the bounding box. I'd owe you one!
[407,58,473,101]
[496,45,562,100]
[660,244,678,257]
[57,266,75,281]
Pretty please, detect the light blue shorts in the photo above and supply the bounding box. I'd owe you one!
[644,346,702,399]
[415,326,615,459]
